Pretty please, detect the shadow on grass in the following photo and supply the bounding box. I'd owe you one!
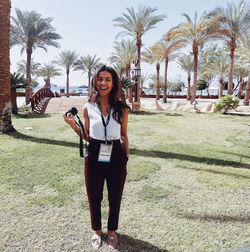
[7,131,78,148]
[163,112,183,117]
[13,113,52,119]
[179,212,250,223]
[130,111,162,116]
[102,233,169,252]
[130,148,250,169]
[179,166,250,180]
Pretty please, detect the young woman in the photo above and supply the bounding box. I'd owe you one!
[63,65,129,249]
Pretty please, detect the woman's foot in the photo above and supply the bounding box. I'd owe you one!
[107,230,118,249]
[91,230,102,250]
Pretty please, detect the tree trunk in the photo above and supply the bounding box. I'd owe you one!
[187,74,191,100]
[25,47,33,104]
[66,69,69,97]
[228,40,236,95]
[191,44,198,104]
[88,71,91,96]
[156,62,160,100]
[11,88,18,114]
[243,70,250,106]
[219,77,223,99]
[0,0,15,133]
[237,76,243,99]
[135,38,142,104]
[163,57,168,103]
[125,64,129,99]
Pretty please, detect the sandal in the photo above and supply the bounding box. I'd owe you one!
[91,233,102,249]
[108,232,118,249]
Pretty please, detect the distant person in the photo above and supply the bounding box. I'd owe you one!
[63,65,129,249]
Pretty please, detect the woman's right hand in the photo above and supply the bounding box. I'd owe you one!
[63,112,76,128]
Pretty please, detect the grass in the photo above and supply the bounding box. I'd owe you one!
[0,110,249,251]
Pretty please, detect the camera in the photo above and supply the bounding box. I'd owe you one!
[65,107,78,116]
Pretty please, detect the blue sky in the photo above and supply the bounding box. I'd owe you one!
[10,0,232,88]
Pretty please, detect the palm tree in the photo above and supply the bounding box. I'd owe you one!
[10,72,27,114]
[210,0,250,95]
[54,50,78,97]
[38,63,62,86]
[0,0,15,133]
[234,65,248,99]
[142,43,164,100]
[235,33,250,105]
[113,5,165,109]
[177,54,194,100]
[109,39,136,102]
[11,8,61,103]
[168,12,222,103]
[17,59,40,88]
[204,54,229,98]
[148,74,164,92]
[157,38,184,102]
[73,54,101,95]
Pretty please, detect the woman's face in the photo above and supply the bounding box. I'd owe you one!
[96,71,114,97]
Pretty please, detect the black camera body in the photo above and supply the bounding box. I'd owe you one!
[66,107,78,116]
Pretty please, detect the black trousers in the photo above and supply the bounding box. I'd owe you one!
[84,139,127,231]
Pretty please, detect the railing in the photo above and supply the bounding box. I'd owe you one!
[30,88,55,112]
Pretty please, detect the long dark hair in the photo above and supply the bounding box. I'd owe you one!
[89,65,130,124]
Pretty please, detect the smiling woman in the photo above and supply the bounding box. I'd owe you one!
[63,65,130,249]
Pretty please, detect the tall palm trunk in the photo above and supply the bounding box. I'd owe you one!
[219,77,224,98]
[0,0,15,133]
[187,74,191,100]
[191,44,198,104]
[228,41,236,95]
[237,76,243,99]
[135,38,142,103]
[11,88,18,114]
[66,69,69,97]
[243,70,250,106]
[163,57,168,103]
[25,47,33,104]
[156,62,160,100]
[126,64,132,102]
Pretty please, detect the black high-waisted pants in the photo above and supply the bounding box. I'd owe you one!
[84,139,127,231]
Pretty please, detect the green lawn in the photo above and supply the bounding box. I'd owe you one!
[0,111,249,252]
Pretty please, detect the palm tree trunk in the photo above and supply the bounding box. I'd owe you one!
[0,0,15,133]
[191,45,198,104]
[66,69,69,97]
[88,71,91,96]
[125,64,129,99]
[11,88,18,114]
[228,41,236,95]
[156,62,160,100]
[25,47,33,104]
[219,77,223,99]
[187,74,191,100]
[163,57,168,103]
[135,38,142,105]
[237,76,243,99]
[243,70,250,106]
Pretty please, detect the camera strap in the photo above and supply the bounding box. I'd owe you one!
[75,115,88,158]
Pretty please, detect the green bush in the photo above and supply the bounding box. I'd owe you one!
[215,94,239,113]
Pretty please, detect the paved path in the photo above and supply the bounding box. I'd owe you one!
[45,97,89,114]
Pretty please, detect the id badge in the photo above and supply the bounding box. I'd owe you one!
[98,143,113,162]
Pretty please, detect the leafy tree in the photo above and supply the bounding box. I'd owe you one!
[168,12,222,103]
[54,50,78,97]
[17,58,40,88]
[38,63,61,86]
[168,81,184,94]
[215,94,239,113]
[148,74,164,92]
[177,54,194,100]
[10,72,27,114]
[196,79,207,96]
[113,5,165,105]
[11,8,61,103]
[109,39,136,102]
[210,0,250,95]
[74,54,101,95]
[142,42,164,100]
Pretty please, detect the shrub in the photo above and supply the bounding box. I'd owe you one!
[215,94,239,113]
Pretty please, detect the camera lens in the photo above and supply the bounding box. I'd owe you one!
[66,107,78,116]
